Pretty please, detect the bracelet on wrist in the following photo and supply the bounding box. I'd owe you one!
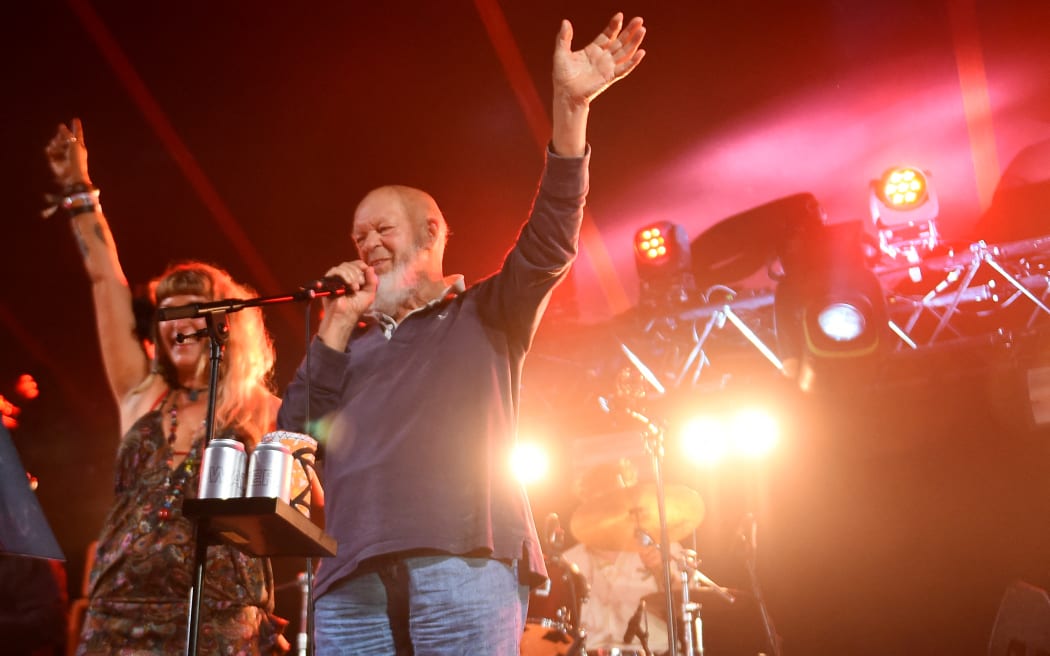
[61,189,101,209]
[41,183,100,220]
[65,202,101,218]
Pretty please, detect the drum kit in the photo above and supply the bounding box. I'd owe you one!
[522,473,743,656]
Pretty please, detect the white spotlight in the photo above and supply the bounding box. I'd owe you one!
[730,409,779,458]
[680,416,730,467]
[510,441,549,485]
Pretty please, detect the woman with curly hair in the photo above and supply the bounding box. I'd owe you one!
[46,118,288,655]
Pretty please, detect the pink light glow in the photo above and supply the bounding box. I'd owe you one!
[571,52,1049,321]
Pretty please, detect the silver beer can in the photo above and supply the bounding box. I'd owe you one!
[246,441,292,502]
[198,437,247,499]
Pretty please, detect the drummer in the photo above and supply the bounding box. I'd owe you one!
[562,460,691,656]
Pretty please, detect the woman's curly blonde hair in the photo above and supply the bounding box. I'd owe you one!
[150,262,275,445]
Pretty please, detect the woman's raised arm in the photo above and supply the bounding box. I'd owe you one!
[45,118,151,403]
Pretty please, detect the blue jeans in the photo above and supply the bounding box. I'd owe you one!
[314,555,530,655]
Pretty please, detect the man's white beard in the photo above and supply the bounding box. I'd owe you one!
[371,257,420,318]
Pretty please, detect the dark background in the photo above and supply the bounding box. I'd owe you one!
[3,1,1050,654]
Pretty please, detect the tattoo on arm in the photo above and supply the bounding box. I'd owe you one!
[93,222,106,245]
[72,223,89,259]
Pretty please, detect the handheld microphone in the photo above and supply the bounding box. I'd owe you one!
[175,328,210,343]
[623,599,646,644]
[300,276,353,298]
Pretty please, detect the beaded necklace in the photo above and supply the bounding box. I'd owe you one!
[167,386,207,449]
[158,386,207,522]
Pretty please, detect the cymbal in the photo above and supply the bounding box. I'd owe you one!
[569,483,704,552]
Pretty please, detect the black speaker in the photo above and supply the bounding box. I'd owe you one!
[989,581,1050,656]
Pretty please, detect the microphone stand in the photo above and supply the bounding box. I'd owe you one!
[165,285,344,656]
[184,309,229,656]
[741,515,782,656]
[681,555,735,656]
[624,598,654,656]
[621,405,678,656]
[297,570,310,656]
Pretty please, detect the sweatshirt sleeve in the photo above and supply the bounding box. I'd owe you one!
[474,145,590,350]
[277,336,351,434]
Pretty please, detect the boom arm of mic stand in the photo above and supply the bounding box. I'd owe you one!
[692,568,736,604]
[156,286,332,323]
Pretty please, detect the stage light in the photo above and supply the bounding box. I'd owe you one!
[0,394,19,430]
[729,408,779,458]
[691,193,826,291]
[680,416,730,467]
[633,221,694,308]
[636,226,669,261]
[510,441,549,485]
[816,302,867,342]
[15,374,39,401]
[679,406,780,465]
[869,166,940,280]
[879,167,928,208]
[775,220,888,392]
[800,290,883,361]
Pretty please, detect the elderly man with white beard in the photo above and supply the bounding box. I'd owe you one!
[277,13,647,655]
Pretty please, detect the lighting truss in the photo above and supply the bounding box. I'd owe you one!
[620,290,782,393]
[614,233,1050,397]
[879,235,1050,348]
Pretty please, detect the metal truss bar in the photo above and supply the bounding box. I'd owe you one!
[722,307,784,372]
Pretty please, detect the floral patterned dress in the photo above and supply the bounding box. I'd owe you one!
[76,398,286,655]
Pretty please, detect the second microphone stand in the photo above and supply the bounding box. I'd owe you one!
[184,309,230,656]
[159,283,344,656]
[741,514,782,656]
[618,404,679,656]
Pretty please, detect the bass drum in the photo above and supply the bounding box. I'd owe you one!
[520,556,588,656]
